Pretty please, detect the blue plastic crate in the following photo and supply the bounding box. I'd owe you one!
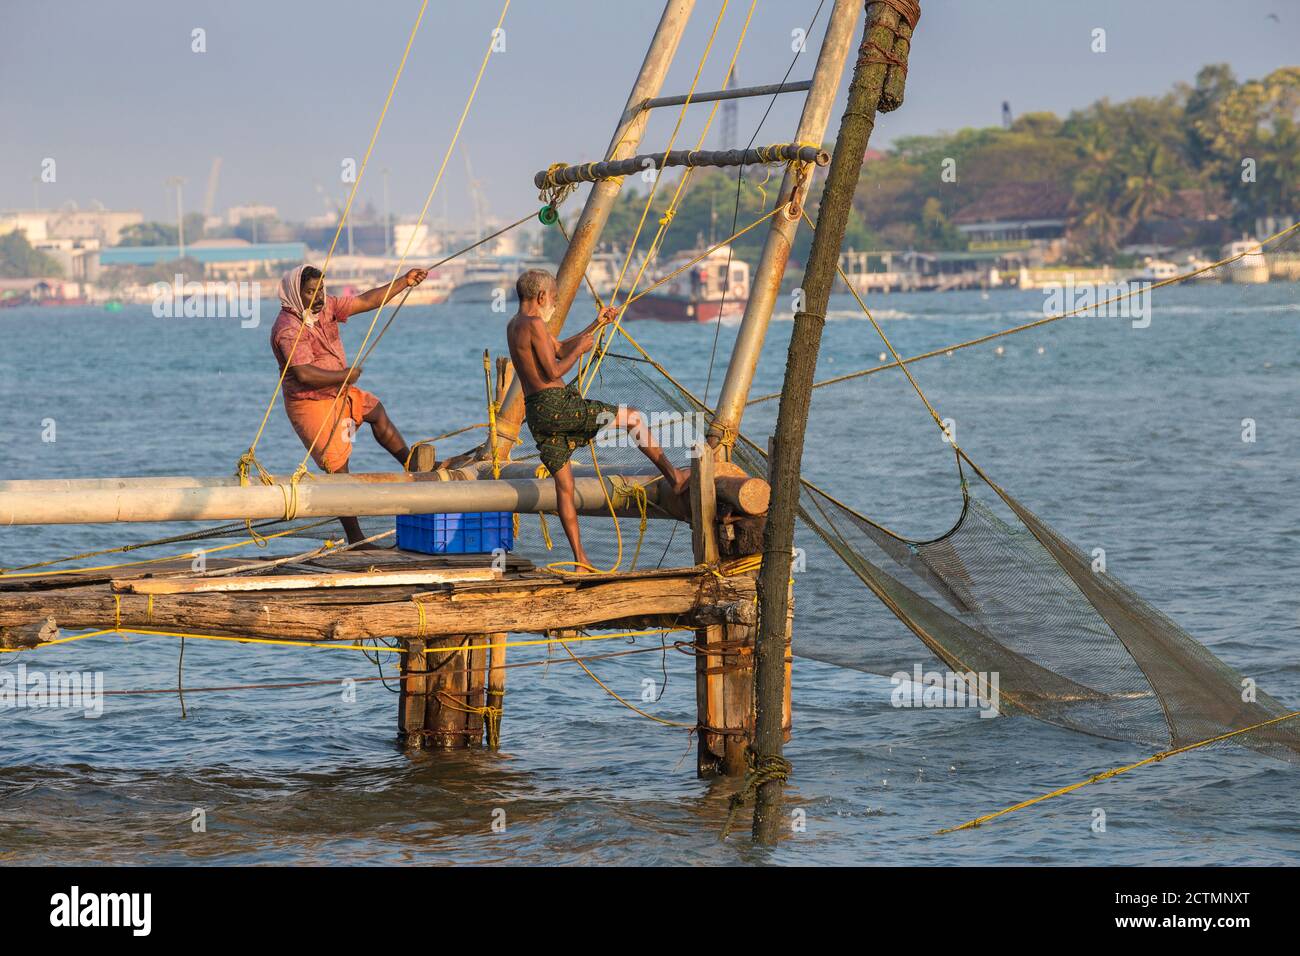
[396,511,514,555]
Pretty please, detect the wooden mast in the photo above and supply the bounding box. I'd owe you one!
[489,0,697,458]
[749,0,920,842]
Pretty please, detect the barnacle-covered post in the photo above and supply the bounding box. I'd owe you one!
[748,0,921,843]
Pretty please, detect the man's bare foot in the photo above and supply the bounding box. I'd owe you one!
[569,557,597,574]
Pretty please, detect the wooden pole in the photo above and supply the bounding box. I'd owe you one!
[399,639,430,749]
[706,0,863,451]
[485,632,507,749]
[750,0,919,843]
[690,447,725,775]
[492,0,696,456]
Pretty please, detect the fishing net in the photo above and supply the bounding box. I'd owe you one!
[549,347,1300,762]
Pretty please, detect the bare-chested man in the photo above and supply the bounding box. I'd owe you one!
[506,268,689,572]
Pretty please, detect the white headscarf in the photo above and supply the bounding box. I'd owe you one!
[279,264,323,326]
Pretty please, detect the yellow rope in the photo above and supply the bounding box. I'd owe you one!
[294,0,512,475]
[402,423,490,470]
[241,0,430,466]
[0,521,329,580]
[556,636,694,728]
[432,689,503,749]
[746,219,1300,406]
[3,625,688,657]
[938,710,1300,834]
[579,0,754,394]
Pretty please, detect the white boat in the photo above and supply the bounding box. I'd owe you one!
[1128,259,1180,284]
[1220,238,1269,284]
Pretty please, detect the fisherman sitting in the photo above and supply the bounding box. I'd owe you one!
[270,263,428,543]
[506,268,689,572]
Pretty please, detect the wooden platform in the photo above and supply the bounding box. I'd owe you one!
[0,546,757,647]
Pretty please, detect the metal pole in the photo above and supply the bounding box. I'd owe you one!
[706,0,862,451]
[0,474,674,527]
[491,0,697,454]
[641,79,813,112]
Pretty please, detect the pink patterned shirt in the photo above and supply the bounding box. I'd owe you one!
[270,294,362,402]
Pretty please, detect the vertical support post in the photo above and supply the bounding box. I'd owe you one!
[707,0,863,452]
[399,638,429,749]
[492,0,697,456]
[426,635,471,748]
[690,447,725,775]
[465,636,488,744]
[486,632,507,749]
[751,0,918,843]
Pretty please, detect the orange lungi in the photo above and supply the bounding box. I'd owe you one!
[284,386,379,473]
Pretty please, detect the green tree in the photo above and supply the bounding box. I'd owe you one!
[116,221,178,247]
[0,230,63,278]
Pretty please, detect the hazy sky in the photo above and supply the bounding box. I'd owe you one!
[2,0,1297,225]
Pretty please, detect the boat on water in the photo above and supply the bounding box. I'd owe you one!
[1128,258,1180,284]
[1220,238,1269,284]
[622,244,749,323]
[446,255,558,304]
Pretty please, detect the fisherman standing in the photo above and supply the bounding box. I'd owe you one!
[270,263,427,543]
[505,268,689,572]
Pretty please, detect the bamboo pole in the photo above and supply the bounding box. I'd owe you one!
[0,474,668,526]
[0,469,766,525]
[707,0,863,451]
[751,0,919,843]
[492,0,697,455]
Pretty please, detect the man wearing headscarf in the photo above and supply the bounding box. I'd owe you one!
[270,263,427,542]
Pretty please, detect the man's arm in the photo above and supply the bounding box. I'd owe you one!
[351,269,429,313]
[289,365,362,389]
[556,307,616,359]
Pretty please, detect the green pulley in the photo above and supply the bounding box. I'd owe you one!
[538,204,559,226]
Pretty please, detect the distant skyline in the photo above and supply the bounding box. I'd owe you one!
[2,0,1297,226]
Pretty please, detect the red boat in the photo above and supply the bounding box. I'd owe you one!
[623,245,749,322]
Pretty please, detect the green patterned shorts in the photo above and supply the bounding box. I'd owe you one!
[524,384,618,474]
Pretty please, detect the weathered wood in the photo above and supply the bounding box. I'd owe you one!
[752,0,916,841]
[427,635,470,749]
[408,444,438,473]
[0,616,59,649]
[690,449,724,775]
[399,638,430,748]
[465,637,488,743]
[113,567,501,595]
[485,631,507,749]
[0,568,756,642]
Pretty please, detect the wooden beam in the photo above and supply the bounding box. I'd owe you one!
[113,567,501,595]
[1,569,756,642]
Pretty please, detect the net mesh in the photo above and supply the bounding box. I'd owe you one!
[534,348,1300,762]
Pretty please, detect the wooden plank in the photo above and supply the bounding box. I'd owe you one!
[112,567,501,595]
